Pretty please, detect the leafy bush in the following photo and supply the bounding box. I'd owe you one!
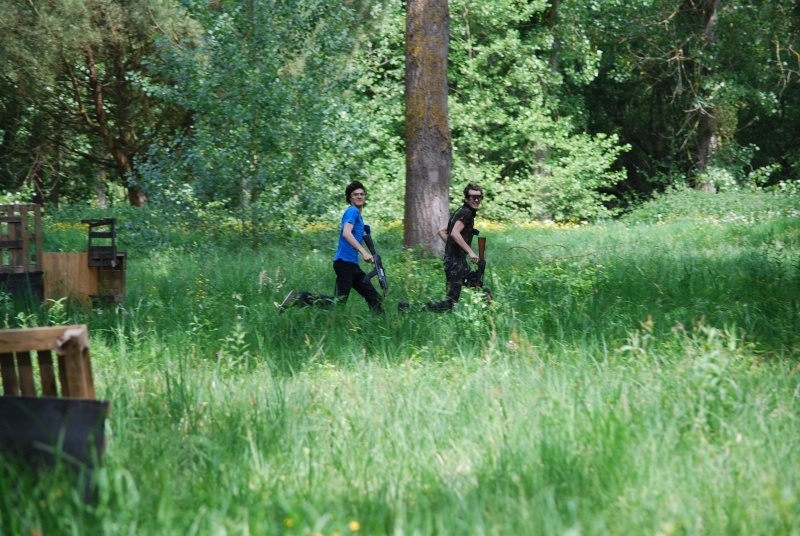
[623,186,800,225]
[138,0,364,228]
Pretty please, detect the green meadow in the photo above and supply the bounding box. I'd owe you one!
[2,190,800,535]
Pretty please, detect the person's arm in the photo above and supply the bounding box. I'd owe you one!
[342,222,374,263]
[438,225,449,243]
[449,220,478,264]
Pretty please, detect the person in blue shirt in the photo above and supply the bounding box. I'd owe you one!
[279,181,384,314]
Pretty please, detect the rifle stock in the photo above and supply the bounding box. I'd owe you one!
[476,236,486,287]
[362,225,388,296]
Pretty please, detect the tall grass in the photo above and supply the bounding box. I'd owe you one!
[2,190,799,534]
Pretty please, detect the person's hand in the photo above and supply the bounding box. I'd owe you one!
[469,251,479,264]
[363,252,374,263]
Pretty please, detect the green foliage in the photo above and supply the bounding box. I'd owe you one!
[580,0,800,193]
[498,131,628,221]
[0,0,199,203]
[694,145,784,193]
[623,185,800,225]
[348,0,630,223]
[343,3,407,221]
[0,181,34,204]
[1,0,800,220]
[139,0,367,226]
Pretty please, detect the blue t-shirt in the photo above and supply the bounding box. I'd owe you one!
[334,206,364,264]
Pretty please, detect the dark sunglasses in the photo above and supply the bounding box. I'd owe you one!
[468,195,483,201]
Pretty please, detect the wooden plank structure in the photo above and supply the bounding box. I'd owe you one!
[0,325,96,398]
[0,205,44,304]
[81,218,126,304]
[81,218,117,268]
[0,204,42,274]
[94,251,126,304]
[42,253,99,307]
[42,218,127,305]
[0,325,110,500]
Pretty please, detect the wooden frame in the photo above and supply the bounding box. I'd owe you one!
[0,204,42,274]
[0,325,96,399]
[81,218,117,268]
[42,253,99,306]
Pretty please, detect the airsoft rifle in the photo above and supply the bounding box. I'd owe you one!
[363,225,388,296]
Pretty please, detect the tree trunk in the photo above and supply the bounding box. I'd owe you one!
[30,146,45,205]
[548,0,561,73]
[95,169,108,209]
[693,0,722,192]
[695,110,720,192]
[48,136,62,206]
[84,49,145,207]
[404,0,451,256]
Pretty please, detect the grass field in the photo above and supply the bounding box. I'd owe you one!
[2,189,799,535]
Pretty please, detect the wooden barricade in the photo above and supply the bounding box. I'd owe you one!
[42,253,99,307]
[82,218,126,304]
[42,218,127,306]
[0,205,44,304]
[94,251,126,304]
[0,325,96,398]
[0,204,42,274]
[0,325,110,500]
[81,218,117,268]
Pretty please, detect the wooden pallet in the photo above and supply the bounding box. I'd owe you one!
[0,325,96,398]
[80,218,127,304]
[0,325,110,501]
[81,218,117,268]
[93,252,127,304]
[0,204,42,274]
[42,253,99,307]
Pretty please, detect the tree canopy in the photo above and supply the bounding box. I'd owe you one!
[0,0,199,206]
[1,0,798,226]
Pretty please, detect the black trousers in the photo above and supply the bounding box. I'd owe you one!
[426,256,473,311]
[296,259,383,314]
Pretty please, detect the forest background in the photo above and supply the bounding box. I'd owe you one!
[2,2,800,534]
[1,0,799,227]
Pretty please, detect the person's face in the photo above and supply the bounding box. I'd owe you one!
[466,190,483,210]
[350,189,366,207]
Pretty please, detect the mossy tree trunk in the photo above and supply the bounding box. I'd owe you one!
[404,0,451,256]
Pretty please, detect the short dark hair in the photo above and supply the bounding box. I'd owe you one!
[463,183,483,199]
[345,181,366,203]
